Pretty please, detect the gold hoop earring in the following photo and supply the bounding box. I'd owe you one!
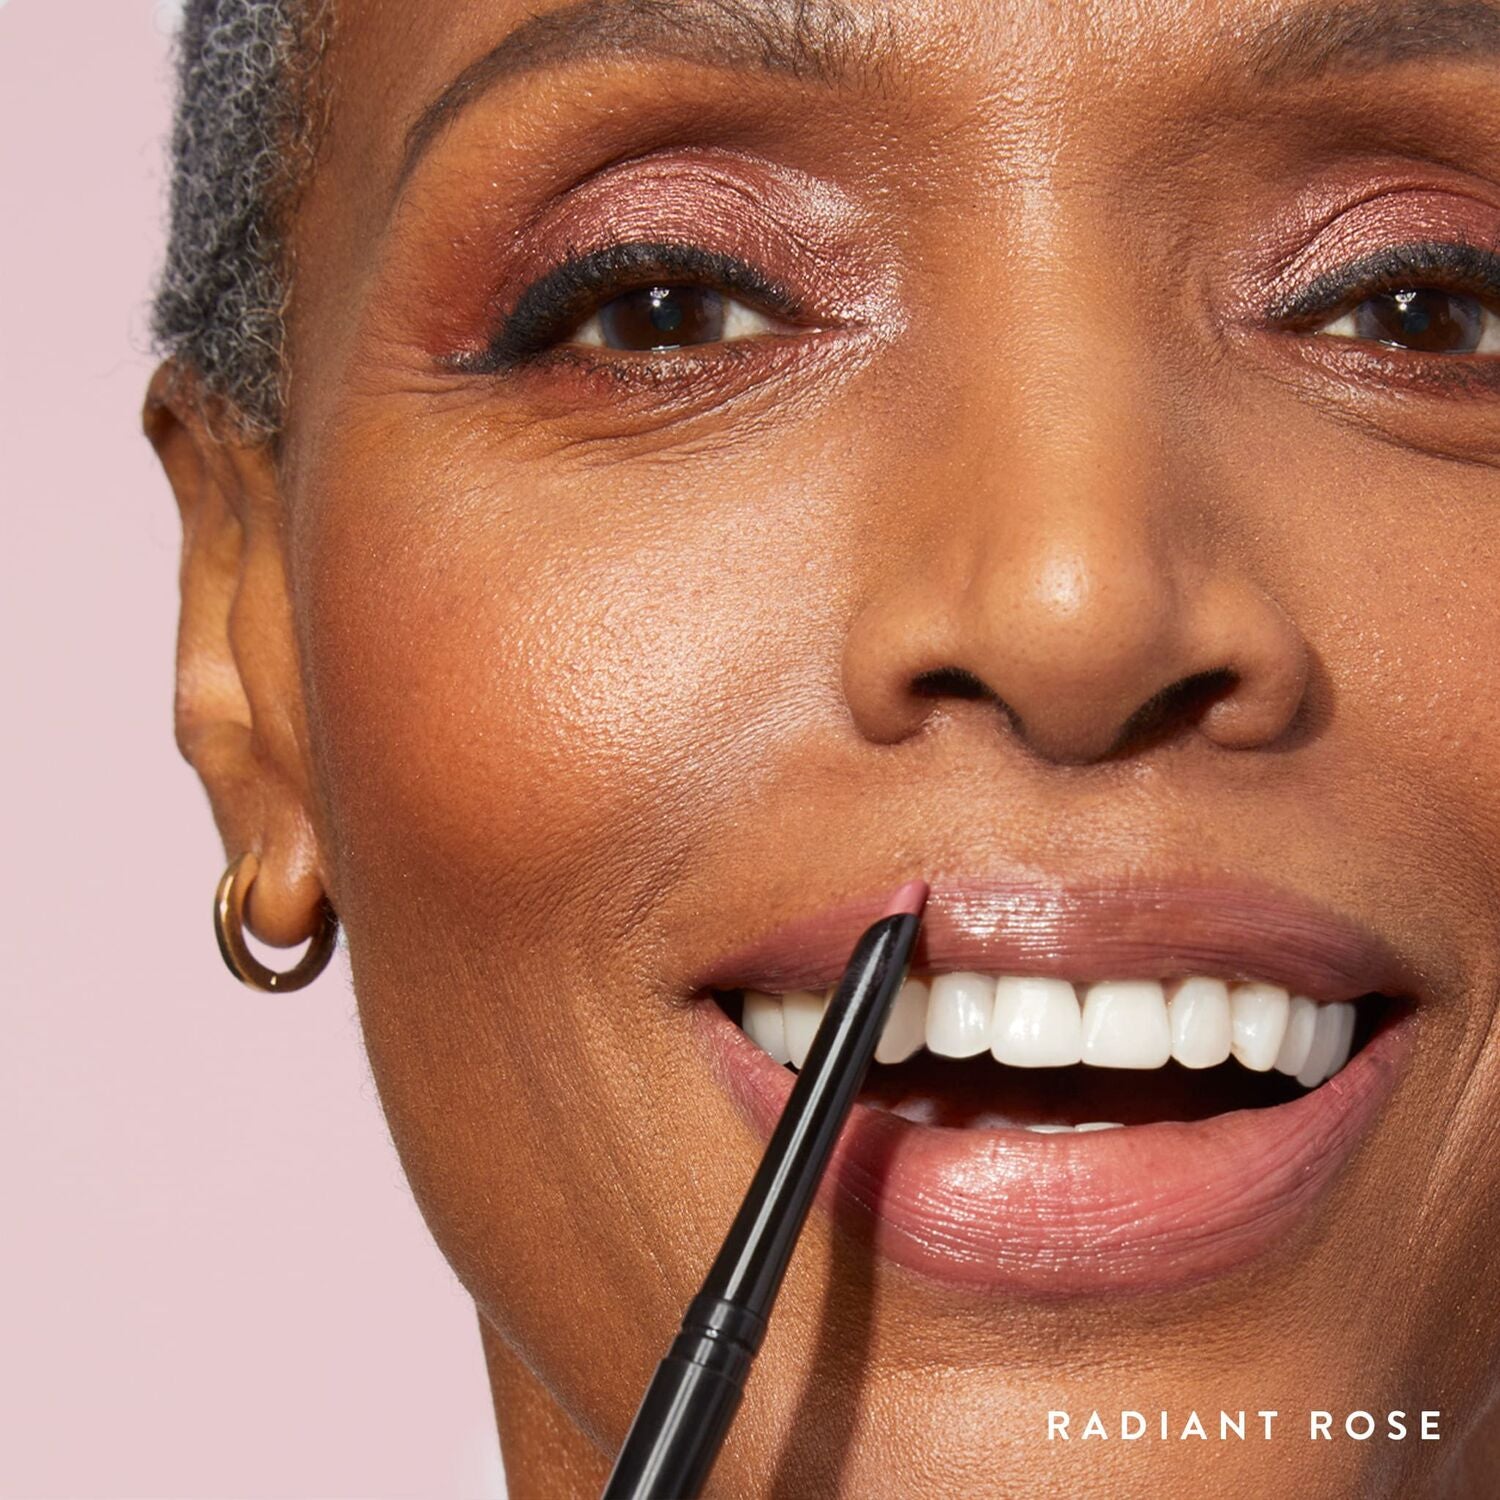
[213,852,338,992]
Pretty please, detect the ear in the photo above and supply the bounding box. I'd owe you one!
[144,364,331,949]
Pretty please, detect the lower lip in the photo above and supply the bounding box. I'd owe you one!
[692,999,1410,1295]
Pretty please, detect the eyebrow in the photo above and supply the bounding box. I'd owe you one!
[1247,0,1500,83]
[395,0,1500,197]
[395,0,882,195]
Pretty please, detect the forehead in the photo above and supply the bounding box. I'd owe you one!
[317,0,1500,206]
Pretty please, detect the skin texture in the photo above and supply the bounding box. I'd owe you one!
[146,0,1500,1493]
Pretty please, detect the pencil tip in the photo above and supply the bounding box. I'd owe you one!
[882,879,930,919]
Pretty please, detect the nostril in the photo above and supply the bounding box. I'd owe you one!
[911,666,1027,740]
[909,664,1238,761]
[1109,668,1238,757]
[911,666,992,701]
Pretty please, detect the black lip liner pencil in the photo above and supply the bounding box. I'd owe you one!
[601,879,930,1500]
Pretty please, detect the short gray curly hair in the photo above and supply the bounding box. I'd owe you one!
[152,0,331,440]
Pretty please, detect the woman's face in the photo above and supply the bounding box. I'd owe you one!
[164,0,1500,1491]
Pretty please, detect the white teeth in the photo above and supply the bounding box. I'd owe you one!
[1230,982,1291,1072]
[1279,1000,1356,1087]
[1080,980,1172,1068]
[733,974,1365,1090]
[1075,1121,1123,1131]
[1024,1123,1075,1133]
[781,988,827,1070]
[742,991,791,1065]
[1168,977,1232,1069]
[925,971,996,1058]
[875,977,929,1064]
[991,977,1083,1067]
[1297,1000,1355,1088]
[1324,1003,1356,1079]
[1023,1122,1124,1134]
[1274,995,1318,1077]
[1295,1001,1345,1088]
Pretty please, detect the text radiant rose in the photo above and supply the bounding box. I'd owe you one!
[1047,1411,1441,1441]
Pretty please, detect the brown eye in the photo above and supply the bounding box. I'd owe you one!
[574,285,776,352]
[1319,288,1497,355]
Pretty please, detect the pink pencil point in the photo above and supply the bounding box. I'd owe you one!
[882,878,930,919]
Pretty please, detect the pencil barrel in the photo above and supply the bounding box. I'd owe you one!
[600,1348,745,1500]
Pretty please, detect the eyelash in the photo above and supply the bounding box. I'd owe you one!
[1266,238,1500,332]
[464,241,807,373]
[458,234,1500,387]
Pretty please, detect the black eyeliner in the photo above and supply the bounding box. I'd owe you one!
[467,241,802,373]
[1267,238,1500,325]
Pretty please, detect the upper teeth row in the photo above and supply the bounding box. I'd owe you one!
[740,975,1358,1090]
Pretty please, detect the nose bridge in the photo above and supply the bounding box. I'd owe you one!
[951,176,1185,553]
[841,196,1310,765]
[957,232,1195,730]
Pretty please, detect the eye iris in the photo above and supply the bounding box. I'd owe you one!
[1354,288,1483,353]
[597,285,727,351]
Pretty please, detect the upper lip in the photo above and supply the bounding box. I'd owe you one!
[699,875,1417,1004]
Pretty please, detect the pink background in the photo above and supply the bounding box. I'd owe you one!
[0,4,507,1495]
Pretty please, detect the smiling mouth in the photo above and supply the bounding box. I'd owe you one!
[692,877,1416,1293]
[711,974,1398,1131]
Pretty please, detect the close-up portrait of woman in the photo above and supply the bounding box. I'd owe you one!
[5,0,1500,1494]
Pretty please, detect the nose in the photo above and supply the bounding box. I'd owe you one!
[841,347,1310,768]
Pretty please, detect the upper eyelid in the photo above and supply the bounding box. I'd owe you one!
[1265,240,1500,324]
[542,243,800,310]
[471,241,807,370]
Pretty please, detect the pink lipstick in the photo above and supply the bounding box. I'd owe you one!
[694,875,1414,1295]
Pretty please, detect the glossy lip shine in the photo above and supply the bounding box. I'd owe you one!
[691,878,1416,1295]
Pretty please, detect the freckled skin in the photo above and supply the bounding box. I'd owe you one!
[147,0,1500,1494]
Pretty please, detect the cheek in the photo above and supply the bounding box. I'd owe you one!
[286,421,884,1380]
[1306,471,1500,782]
[294,421,859,932]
